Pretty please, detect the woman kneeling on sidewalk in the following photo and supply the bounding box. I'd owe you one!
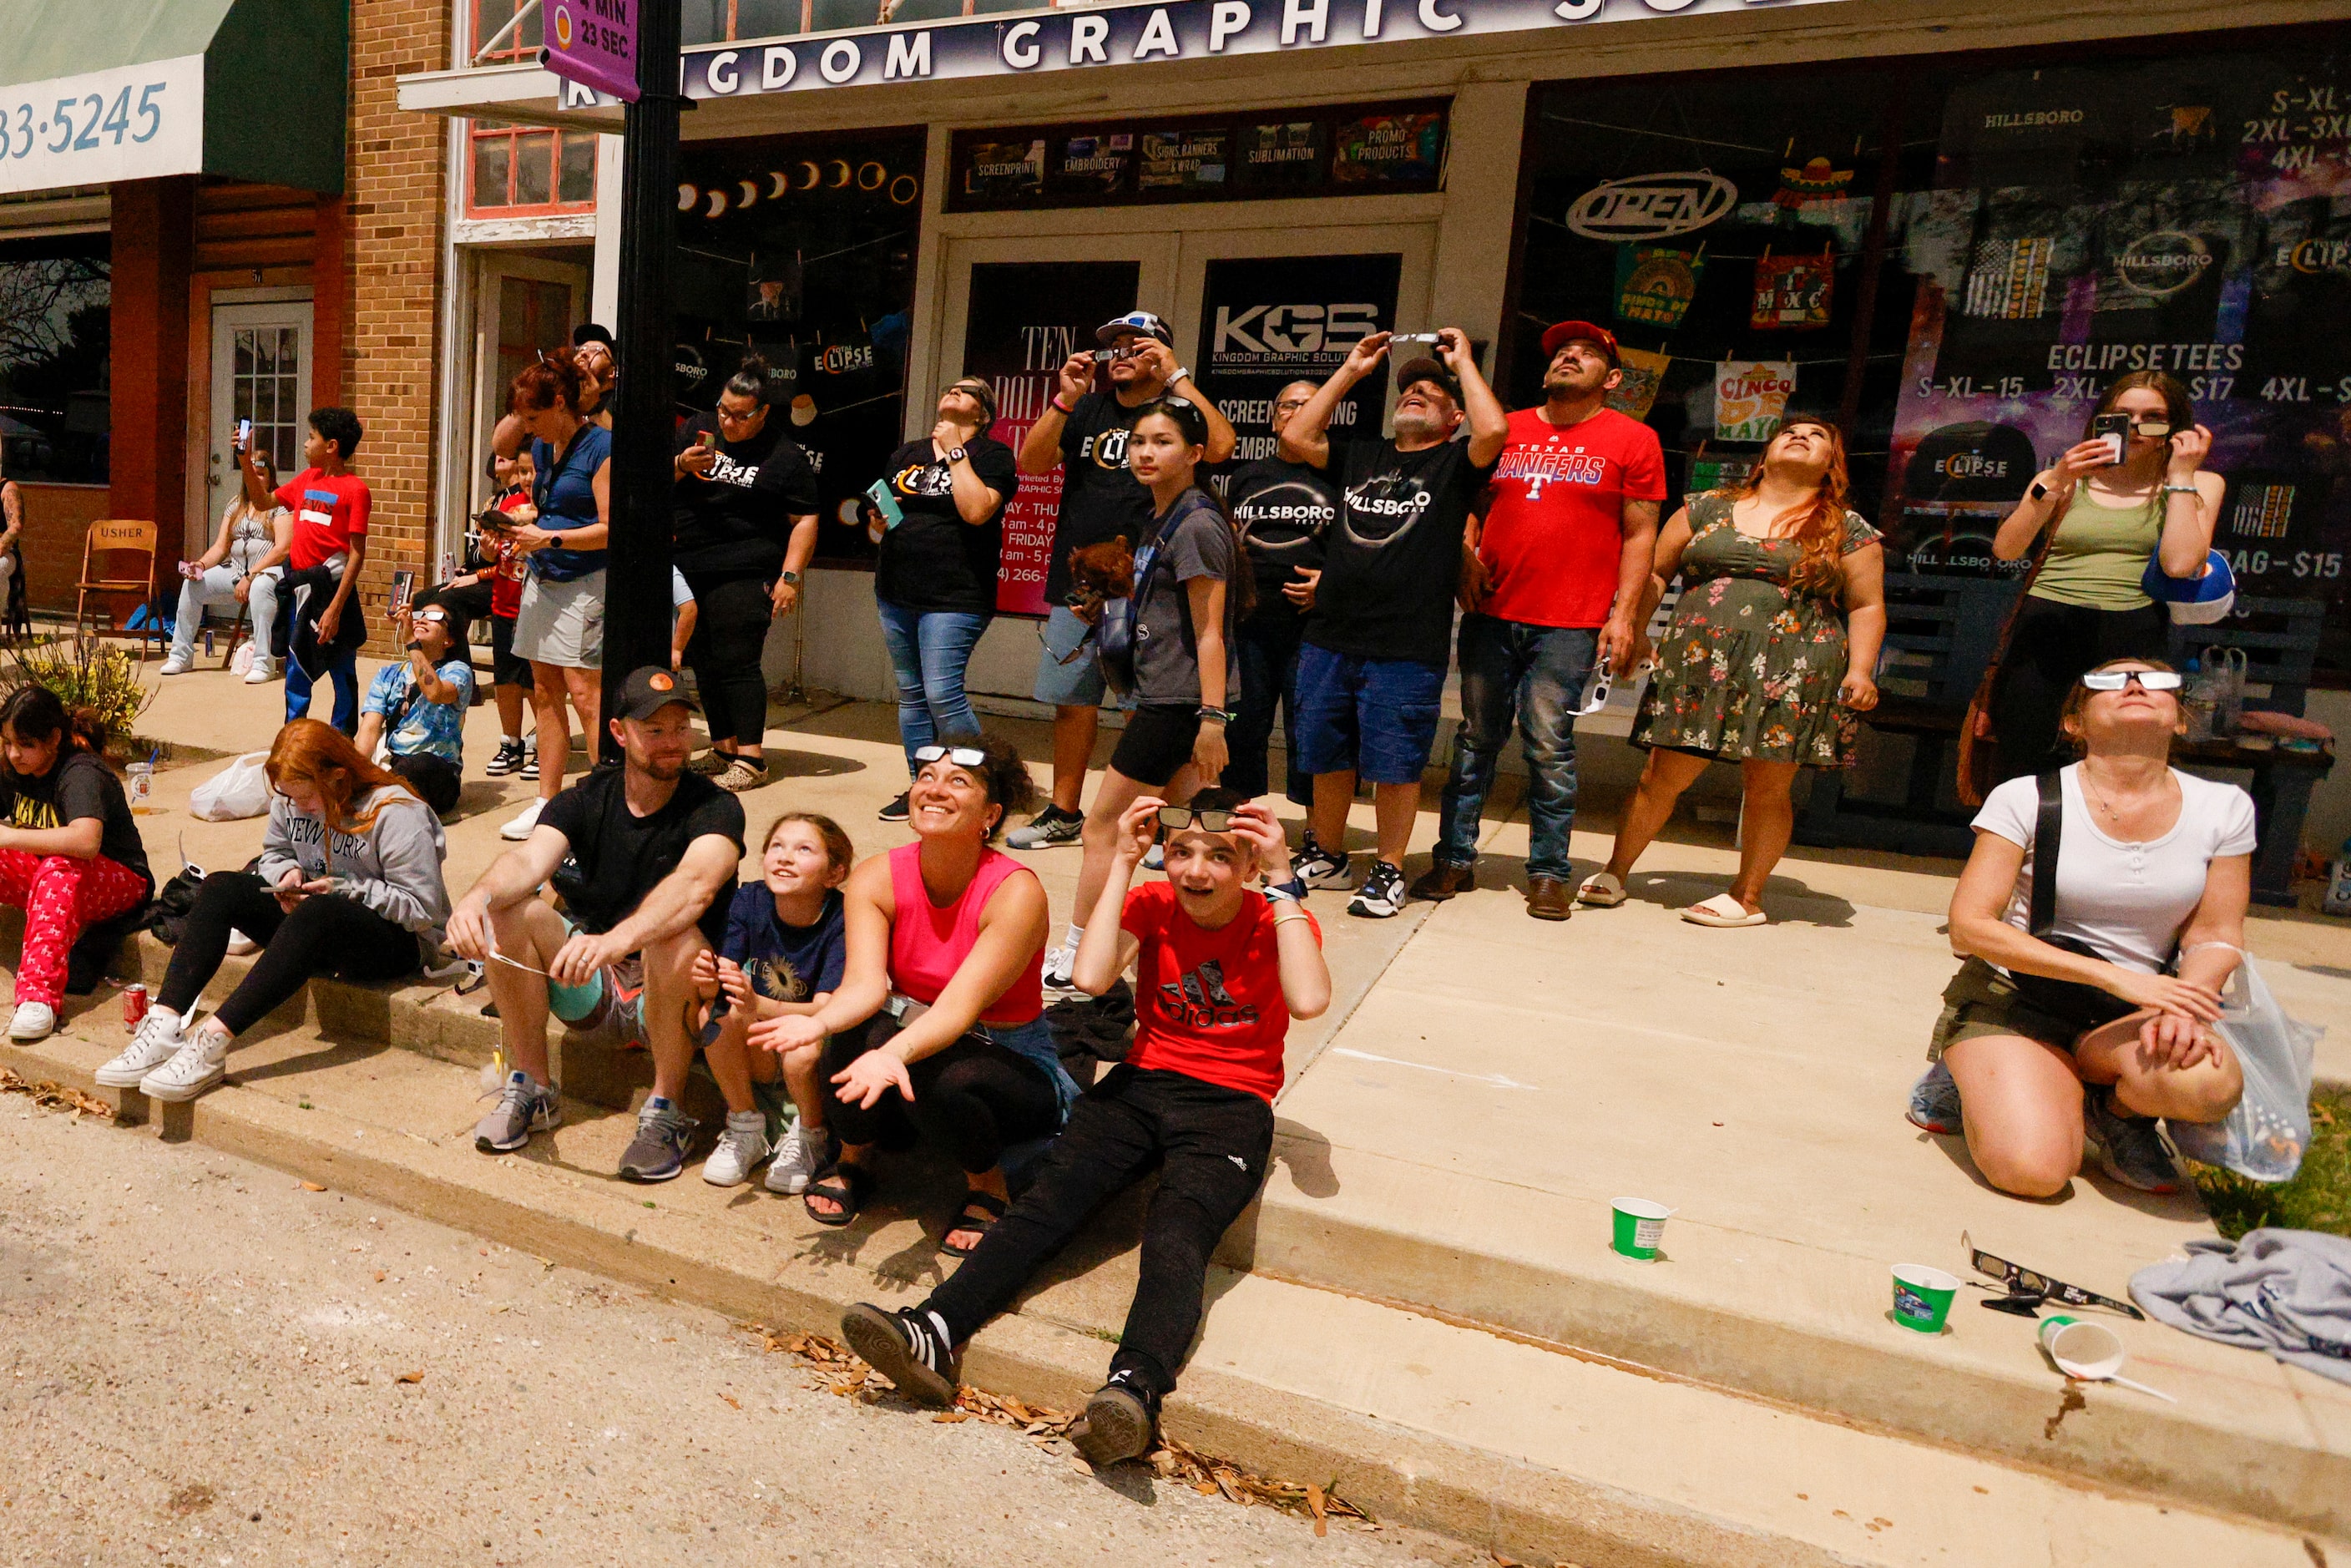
[754,735,1075,1250]
[98,720,449,1102]
[0,687,154,1042]
[1920,658,2247,1197]
[842,787,1330,1466]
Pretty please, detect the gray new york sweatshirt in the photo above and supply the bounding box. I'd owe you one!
[253,785,452,945]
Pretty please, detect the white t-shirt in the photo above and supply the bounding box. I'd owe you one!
[1972,765,2256,974]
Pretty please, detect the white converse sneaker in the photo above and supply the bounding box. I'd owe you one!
[499,797,545,841]
[701,1110,773,1187]
[765,1121,835,1196]
[139,1027,230,1102]
[7,1001,56,1042]
[96,1006,188,1086]
[158,655,192,676]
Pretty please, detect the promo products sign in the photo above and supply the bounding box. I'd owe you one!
[1196,253,1403,464]
[544,0,641,103]
[0,55,202,196]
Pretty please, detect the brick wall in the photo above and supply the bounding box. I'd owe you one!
[342,0,453,652]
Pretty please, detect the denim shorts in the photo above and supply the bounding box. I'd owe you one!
[1293,643,1447,785]
[1032,604,1106,708]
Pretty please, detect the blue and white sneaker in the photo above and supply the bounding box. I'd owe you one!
[617,1095,697,1183]
[1906,1061,1964,1136]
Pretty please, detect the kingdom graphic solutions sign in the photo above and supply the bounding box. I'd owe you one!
[653,0,1848,100]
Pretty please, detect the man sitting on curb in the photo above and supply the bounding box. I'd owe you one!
[447,667,745,1181]
[842,788,1329,1466]
[354,602,475,818]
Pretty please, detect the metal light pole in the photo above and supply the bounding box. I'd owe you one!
[600,0,685,761]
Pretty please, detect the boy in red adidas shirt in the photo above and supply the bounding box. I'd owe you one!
[840,787,1329,1467]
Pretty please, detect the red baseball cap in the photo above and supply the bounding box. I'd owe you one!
[1541,320,1620,366]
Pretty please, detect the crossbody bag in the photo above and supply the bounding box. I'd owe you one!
[2005,769,2148,1032]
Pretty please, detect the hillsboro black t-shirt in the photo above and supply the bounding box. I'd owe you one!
[670,417,822,579]
[1047,391,1160,604]
[541,764,746,948]
[1225,457,1337,626]
[1306,437,1496,666]
[872,435,1021,615]
[0,750,152,892]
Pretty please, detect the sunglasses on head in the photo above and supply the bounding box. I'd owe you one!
[2080,669,2182,692]
[913,745,987,769]
[1155,804,1237,832]
[1962,1232,2146,1319]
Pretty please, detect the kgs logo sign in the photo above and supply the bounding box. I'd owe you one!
[1211,303,1379,357]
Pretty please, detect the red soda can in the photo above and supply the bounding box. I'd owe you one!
[122,983,149,1029]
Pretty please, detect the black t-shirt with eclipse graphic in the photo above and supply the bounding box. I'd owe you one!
[1047,391,1160,605]
[872,434,1021,616]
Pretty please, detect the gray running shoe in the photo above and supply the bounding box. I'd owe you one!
[1006,806,1083,850]
[474,1070,561,1154]
[2083,1086,2180,1194]
[618,1097,699,1183]
[1906,1061,1963,1136]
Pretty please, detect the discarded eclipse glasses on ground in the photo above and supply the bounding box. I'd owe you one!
[1963,1232,2146,1319]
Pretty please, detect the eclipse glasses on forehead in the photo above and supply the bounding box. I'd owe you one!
[913,744,987,768]
[2079,669,2182,692]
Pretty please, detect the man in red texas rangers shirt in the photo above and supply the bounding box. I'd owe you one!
[1413,320,1665,920]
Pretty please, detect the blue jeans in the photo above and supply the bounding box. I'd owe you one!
[876,598,991,771]
[1433,613,1596,882]
[1225,612,1309,805]
[285,645,359,734]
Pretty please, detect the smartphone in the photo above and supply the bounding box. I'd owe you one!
[389,569,416,615]
[695,427,716,449]
[2091,412,2130,466]
[865,477,905,529]
[235,417,252,449]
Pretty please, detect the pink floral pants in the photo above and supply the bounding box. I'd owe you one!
[0,850,149,1009]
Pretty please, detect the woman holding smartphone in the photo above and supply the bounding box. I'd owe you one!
[161,449,291,681]
[1985,372,2223,783]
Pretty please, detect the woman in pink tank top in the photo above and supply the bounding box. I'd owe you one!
[758,734,1074,1252]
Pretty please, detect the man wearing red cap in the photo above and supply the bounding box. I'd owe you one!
[1412,321,1665,920]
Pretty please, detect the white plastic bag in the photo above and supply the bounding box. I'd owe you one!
[2170,953,2320,1184]
[230,640,255,676]
[189,751,272,822]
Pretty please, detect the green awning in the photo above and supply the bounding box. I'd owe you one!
[0,0,346,196]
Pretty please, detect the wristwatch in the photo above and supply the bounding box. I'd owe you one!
[1169,366,1193,384]
[2028,479,2050,503]
[946,446,968,463]
[1263,877,1308,903]
[781,570,803,586]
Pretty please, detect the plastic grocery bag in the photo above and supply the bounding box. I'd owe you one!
[2171,953,2319,1184]
[189,751,272,822]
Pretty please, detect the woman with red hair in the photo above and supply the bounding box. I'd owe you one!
[1579,417,1887,926]
[96,719,450,1101]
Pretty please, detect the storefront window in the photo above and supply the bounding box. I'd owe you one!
[0,233,109,486]
[673,128,925,563]
[471,0,543,63]
[468,121,597,215]
[1510,29,2351,679]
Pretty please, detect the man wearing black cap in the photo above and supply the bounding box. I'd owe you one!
[1413,320,1666,920]
[1011,311,1236,873]
[447,667,746,1181]
[1278,329,1508,918]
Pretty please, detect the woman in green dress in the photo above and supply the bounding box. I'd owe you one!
[1579,417,1886,926]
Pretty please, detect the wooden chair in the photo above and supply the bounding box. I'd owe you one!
[73,518,159,661]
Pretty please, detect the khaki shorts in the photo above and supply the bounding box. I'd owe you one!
[1929,956,2082,1060]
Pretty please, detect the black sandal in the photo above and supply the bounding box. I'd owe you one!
[939,1191,1008,1257]
[803,1163,874,1227]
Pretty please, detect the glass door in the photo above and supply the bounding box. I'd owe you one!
[206,301,314,550]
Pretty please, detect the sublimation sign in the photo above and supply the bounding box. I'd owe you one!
[1196,253,1402,464]
[544,0,641,103]
[663,0,1852,103]
[0,54,203,196]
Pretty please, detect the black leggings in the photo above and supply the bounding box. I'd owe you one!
[820,1020,1061,1174]
[158,871,422,1035]
[684,572,775,750]
[924,1066,1273,1399]
[1990,595,2167,784]
[387,752,461,816]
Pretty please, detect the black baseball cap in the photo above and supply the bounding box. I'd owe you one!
[614,666,700,722]
[1395,357,1462,404]
[573,322,615,351]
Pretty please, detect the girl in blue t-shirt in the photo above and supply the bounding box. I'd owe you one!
[693,811,853,1191]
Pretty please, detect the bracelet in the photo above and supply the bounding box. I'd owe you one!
[1169,367,1193,384]
[1272,905,1312,925]
[2162,483,2201,497]
[1049,395,1075,416]
[1196,706,1234,724]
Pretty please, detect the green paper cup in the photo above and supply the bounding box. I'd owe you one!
[1610,1198,1673,1260]
[1890,1264,1960,1333]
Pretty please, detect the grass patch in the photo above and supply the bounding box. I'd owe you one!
[2192,1090,2350,1240]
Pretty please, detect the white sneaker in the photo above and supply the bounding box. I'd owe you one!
[95,1005,187,1085]
[500,798,545,841]
[701,1110,773,1187]
[139,1027,230,1102]
[158,655,192,676]
[243,656,277,684]
[225,928,260,957]
[765,1121,835,1195]
[1041,941,1079,994]
[7,1001,56,1042]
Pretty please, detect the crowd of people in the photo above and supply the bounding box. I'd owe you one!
[0,299,2259,1462]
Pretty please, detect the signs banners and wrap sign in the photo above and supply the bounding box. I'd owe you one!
[1615,245,1703,329]
[1714,361,1796,443]
[544,0,641,103]
[1566,171,1737,242]
[651,0,1853,104]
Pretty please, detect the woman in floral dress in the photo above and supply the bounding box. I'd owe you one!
[1579,417,1886,926]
